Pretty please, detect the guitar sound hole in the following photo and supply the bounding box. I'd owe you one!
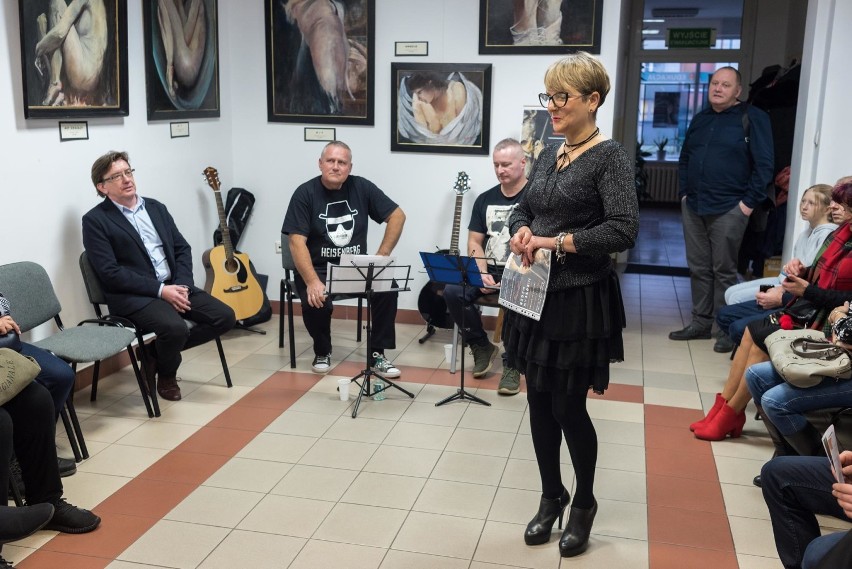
[224,258,239,274]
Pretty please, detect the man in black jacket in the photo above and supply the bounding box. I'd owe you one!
[82,151,235,402]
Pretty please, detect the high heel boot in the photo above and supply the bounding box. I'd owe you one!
[690,393,725,431]
[559,499,597,557]
[524,488,570,545]
[693,403,746,441]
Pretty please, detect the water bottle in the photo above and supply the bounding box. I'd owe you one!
[372,378,386,401]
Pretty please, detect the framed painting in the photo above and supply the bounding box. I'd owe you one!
[479,0,603,55]
[390,63,492,155]
[18,0,129,119]
[265,0,375,125]
[520,107,562,177]
[142,0,221,121]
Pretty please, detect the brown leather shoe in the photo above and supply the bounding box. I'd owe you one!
[157,376,181,401]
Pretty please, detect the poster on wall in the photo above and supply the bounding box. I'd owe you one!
[479,0,603,55]
[265,0,375,125]
[391,62,492,155]
[520,107,562,177]
[143,0,221,121]
[17,0,129,119]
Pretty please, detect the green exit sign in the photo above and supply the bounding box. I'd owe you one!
[667,28,717,48]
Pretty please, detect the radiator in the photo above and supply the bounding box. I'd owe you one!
[645,162,680,202]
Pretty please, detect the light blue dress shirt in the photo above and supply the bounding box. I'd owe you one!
[112,197,170,296]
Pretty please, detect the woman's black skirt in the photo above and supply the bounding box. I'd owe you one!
[502,269,626,395]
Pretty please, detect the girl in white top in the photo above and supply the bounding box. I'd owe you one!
[725,184,837,305]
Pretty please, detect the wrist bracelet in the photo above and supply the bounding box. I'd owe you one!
[555,232,567,262]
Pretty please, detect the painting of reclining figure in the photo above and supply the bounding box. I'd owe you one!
[265,0,375,125]
[143,0,221,120]
[17,0,128,118]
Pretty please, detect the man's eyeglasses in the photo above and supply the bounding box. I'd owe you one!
[102,169,135,184]
[538,92,585,108]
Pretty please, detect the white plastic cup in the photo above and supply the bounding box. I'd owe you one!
[337,378,351,401]
[444,343,454,368]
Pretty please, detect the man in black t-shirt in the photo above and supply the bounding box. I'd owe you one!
[282,141,406,376]
[443,138,526,395]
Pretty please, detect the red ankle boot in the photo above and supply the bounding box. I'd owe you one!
[690,393,725,432]
[694,403,746,441]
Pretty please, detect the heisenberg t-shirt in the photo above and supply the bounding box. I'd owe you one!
[282,175,399,272]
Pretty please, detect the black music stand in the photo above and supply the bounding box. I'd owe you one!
[420,252,492,407]
[327,258,415,418]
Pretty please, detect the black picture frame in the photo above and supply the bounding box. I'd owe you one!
[390,63,492,155]
[18,0,129,119]
[265,0,375,125]
[479,0,603,55]
[142,0,221,121]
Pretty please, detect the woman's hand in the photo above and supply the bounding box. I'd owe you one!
[781,274,809,297]
[783,258,806,278]
[0,315,21,335]
[510,226,532,256]
[521,235,542,267]
[829,302,851,326]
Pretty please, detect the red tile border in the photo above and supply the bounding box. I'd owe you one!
[649,542,739,569]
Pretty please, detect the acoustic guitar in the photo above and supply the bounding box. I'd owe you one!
[201,167,264,321]
[417,172,470,343]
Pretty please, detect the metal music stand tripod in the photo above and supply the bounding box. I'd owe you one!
[327,259,415,418]
[420,251,492,408]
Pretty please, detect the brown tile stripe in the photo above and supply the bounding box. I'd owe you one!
[644,404,740,568]
[17,369,745,568]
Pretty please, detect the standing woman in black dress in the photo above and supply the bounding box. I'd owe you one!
[505,52,639,557]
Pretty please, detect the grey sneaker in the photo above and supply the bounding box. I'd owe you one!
[311,355,331,374]
[498,367,521,395]
[371,352,401,378]
[471,342,498,378]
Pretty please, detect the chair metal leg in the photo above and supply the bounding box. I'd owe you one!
[59,409,82,463]
[90,360,100,402]
[65,397,89,460]
[279,279,286,349]
[215,337,232,388]
[288,294,297,369]
[9,467,24,507]
[127,346,155,418]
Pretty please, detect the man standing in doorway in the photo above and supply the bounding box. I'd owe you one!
[669,66,774,344]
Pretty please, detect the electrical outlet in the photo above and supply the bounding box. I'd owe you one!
[274,240,282,254]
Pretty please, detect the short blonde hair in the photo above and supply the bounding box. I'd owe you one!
[544,52,611,112]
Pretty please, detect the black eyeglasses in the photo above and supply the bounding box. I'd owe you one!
[102,169,135,184]
[538,92,585,108]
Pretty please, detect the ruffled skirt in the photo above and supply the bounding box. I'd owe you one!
[502,269,626,395]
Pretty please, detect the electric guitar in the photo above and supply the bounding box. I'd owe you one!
[201,167,264,321]
[417,172,470,341]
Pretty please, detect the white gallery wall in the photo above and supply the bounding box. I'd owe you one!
[0,0,845,341]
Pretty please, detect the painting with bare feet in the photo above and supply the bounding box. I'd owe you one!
[479,0,603,55]
[143,0,220,120]
[18,0,128,118]
[265,0,375,125]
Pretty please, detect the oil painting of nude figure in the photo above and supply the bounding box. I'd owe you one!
[391,63,492,156]
[143,0,220,120]
[17,0,128,118]
[265,0,375,125]
[479,0,603,55]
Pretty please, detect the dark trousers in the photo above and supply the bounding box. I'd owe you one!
[682,201,750,331]
[125,290,235,378]
[21,342,75,421]
[443,283,509,367]
[716,299,782,344]
[761,456,852,568]
[0,382,63,507]
[526,384,597,509]
[294,273,397,356]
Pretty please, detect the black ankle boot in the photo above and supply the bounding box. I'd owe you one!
[559,500,597,557]
[524,488,570,545]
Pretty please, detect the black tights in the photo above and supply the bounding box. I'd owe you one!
[526,385,598,509]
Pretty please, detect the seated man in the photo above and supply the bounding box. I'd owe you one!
[443,138,526,394]
[283,141,406,375]
[762,452,852,568]
[82,151,236,402]
[0,380,100,568]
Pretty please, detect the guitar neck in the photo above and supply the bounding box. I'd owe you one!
[212,189,234,259]
[448,193,464,254]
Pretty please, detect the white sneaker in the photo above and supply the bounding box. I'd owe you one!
[371,352,400,379]
[311,355,331,374]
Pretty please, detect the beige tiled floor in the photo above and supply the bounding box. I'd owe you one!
[7,271,852,568]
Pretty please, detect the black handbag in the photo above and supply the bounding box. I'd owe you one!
[768,298,819,328]
[0,331,22,352]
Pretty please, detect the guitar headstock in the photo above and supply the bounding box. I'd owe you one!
[203,167,220,191]
[453,171,470,195]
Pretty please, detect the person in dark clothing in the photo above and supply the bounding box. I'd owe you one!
[669,66,774,343]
